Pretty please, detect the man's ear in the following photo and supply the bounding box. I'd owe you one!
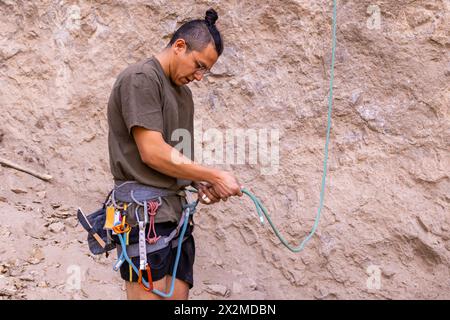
[173,39,187,55]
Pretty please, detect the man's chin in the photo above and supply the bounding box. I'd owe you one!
[180,78,189,85]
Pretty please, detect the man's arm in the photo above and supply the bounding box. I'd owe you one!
[132,127,242,199]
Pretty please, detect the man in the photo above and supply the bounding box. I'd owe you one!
[107,8,242,300]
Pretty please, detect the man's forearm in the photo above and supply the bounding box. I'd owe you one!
[143,142,220,185]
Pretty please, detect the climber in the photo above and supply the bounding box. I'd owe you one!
[106,8,243,300]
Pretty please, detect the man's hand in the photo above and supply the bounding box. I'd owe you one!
[210,171,243,200]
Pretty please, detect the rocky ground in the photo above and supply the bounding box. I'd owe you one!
[0,0,449,299]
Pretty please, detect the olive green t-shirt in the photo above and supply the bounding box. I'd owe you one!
[107,57,194,223]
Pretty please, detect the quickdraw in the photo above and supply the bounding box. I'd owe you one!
[146,199,161,244]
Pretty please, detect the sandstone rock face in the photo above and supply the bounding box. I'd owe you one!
[0,1,448,299]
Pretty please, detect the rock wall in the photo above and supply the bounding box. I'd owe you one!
[0,0,448,299]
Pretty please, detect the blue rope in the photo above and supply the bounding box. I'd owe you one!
[115,203,195,298]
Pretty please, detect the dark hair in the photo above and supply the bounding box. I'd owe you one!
[167,8,224,56]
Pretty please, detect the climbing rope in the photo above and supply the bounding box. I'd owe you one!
[195,0,337,253]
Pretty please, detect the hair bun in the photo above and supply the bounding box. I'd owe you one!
[205,8,218,26]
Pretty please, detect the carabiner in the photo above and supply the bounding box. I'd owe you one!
[138,264,153,291]
[112,215,131,234]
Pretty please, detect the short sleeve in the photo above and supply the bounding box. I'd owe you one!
[119,72,164,135]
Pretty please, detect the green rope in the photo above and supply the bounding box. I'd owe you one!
[240,1,337,253]
[191,1,337,253]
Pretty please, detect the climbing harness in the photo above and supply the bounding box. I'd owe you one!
[110,181,198,297]
[78,180,198,298]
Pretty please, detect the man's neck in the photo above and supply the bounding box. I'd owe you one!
[154,50,171,78]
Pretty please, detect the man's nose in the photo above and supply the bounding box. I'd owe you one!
[193,73,203,81]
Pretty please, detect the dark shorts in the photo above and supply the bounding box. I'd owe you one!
[117,220,195,289]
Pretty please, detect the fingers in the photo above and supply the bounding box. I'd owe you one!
[234,179,243,197]
[202,186,220,203]
[205,185,221,200]
[212,183,240,198]
[198,190,211,204]
[208,187,227,201]
[194,178,241,204]
[210,184,229,199]
[198,186,219,205]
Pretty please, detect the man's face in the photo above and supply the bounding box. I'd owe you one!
[171,39,218,86]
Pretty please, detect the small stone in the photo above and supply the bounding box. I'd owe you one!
[0,196,7,202]
[382,267,396,278]
[51,203,61,209]
[36,191,46,199]
[214,259,224,267]
[11,188,27,194]
[205,284,230,297]
[82,133,96,142]
[37,281,48,288]
[27,258,41,265]
[27,248,45,265]
[52,210,72,219]
[57,205,71,212]
[192,289,203,296]
[242,278,258,291]
[48,222,65,233]
[18,275,34,282]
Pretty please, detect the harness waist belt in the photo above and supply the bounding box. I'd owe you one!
[113,180,181,203]
[117,235,190,258]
